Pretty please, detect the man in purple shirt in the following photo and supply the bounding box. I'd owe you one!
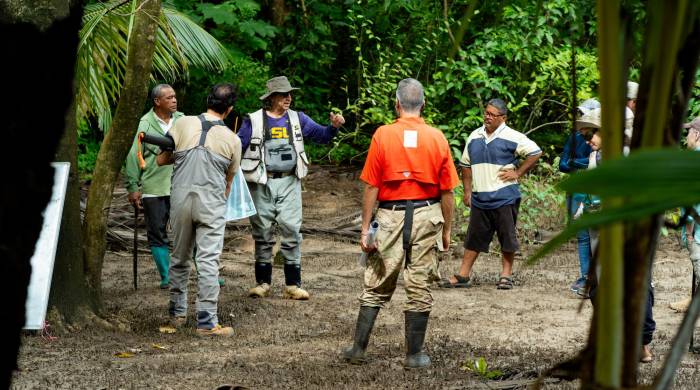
[240,76,345,300]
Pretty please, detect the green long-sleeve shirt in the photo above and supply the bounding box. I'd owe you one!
[125,109,184,195]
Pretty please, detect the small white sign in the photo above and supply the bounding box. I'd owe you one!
[403,130,417,148]
[24,162,70,330]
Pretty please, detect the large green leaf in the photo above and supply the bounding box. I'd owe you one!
[528,149,700,264]
[560,149,700,197]
[76,1,230,132]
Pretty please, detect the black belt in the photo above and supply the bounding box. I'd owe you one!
[267,171,293,179]
[377,199,440,268]
[377,198,440,210]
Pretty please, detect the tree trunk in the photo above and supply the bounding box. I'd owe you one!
[593,1,626,387]
[51,99,98,319]
[268,0,289,26]
[0,0,82,387]
[83,0,162,307]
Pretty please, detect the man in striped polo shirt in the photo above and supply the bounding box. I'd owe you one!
[439,98,541,290]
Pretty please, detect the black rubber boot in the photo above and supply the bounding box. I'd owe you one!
[404,311,431,369]
[284,263,302,287]
[342,306,380,364]
[255,262,272,285]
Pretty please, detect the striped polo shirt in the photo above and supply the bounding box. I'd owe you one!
[459,123,541,209]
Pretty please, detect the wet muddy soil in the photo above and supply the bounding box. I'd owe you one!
[13,166,700,389]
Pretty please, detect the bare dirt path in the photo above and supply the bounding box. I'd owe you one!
[13,167,700,389]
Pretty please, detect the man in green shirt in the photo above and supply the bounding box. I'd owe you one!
[125,84,183,289]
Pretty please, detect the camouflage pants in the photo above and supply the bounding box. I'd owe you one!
[359,202,444,312]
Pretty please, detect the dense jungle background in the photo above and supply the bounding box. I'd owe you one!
[5,0,700,389]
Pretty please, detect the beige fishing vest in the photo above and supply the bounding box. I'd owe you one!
[240,109,309,184]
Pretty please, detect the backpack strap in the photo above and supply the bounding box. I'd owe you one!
[198,114,225,146]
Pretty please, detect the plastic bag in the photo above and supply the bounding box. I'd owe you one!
[225,167,257,221]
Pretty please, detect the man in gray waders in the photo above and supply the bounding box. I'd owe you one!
[238,76,345,300]
[157,83,241,336]
[125,84,183,289]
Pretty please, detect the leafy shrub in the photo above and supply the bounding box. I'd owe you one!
[461,356,504,380]
[77,119,102,180]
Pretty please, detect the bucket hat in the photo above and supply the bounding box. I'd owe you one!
[259,76,299,100]
[683,117,700,131]
[576,107,602,130]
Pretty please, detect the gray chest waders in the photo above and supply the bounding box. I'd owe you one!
[262,112,297,173]
[168,115,231,328]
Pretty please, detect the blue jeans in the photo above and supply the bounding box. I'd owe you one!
[569,195,591,283]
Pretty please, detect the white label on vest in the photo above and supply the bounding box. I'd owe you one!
[404,130,417,148]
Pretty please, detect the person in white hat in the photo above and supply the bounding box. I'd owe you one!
[238,76,345,300]
[627,81,639,113]
[559,108,602,298]
[559,100,599,296]
[575,107,656,362]
[621,81,638,155]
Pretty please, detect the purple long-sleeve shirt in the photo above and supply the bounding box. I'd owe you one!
[238,110,338,151]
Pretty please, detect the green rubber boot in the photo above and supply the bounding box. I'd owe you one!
[150,246,170,289]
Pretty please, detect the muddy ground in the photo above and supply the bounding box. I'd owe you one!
[13,166,700,389]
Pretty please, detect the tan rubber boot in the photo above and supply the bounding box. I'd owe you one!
[669,297,691,313]
[248,283,271,298]
[196,324,234,337]
[283,286,310,300]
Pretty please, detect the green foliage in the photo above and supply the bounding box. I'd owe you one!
[76,0,676,181]
[77,1,230,132]
[194,0,277,51]
[77,120,102,180]
[176,53,270,119]
[518,150,567,235]
[461,356,503,380]
[685,69,700,121]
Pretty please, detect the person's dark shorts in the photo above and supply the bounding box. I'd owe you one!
[464,200,520,253]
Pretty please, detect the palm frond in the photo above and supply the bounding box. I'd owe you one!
[75,1,230,131]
